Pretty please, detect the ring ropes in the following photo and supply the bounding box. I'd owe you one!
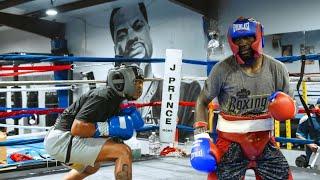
[0,53,319,146]
[0,101,319,147]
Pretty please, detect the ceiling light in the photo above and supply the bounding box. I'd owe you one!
[46,8,58,16]
[46,0,58,16]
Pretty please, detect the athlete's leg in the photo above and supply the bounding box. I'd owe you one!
[95,140,133,180]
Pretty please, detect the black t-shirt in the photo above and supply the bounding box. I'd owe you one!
[54,87,124,131]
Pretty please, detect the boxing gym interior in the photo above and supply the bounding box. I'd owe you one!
[0,0,320,179]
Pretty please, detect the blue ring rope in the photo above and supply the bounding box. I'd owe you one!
[275,137,314,144]
[1,53,320,64]
[0,138,44,146]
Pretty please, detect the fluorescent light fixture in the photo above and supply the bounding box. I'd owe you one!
[46,8,58,16]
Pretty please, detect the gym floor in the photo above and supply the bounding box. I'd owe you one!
[5,157,319,180]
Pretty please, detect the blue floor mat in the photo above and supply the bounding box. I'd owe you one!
[1,137,53,169]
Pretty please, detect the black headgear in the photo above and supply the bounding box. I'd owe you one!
[107,65,144,99]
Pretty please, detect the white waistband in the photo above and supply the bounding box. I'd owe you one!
[216,115,273,133]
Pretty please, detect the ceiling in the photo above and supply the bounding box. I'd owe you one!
[0,0,216,39]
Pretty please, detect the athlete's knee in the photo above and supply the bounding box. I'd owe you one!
[84,163,100,175]
[63,169,83,180]
[119,144,132,160]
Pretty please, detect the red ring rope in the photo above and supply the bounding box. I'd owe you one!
[0,108,64,118]
[0,65,72,77]
[1,100,315,120]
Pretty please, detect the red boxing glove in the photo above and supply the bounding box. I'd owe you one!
[268,91,296,121]
[10,153,33,162]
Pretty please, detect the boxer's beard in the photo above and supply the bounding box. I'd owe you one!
[239,45,255,66]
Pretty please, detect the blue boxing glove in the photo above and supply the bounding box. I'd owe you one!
[121,106,144,129]
[94,115,134,140]
[190,133,218,173]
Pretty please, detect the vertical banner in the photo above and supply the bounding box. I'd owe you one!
[159,49,182,143]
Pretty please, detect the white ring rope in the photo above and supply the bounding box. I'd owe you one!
[6,131,47,140]
[0,86,76,92]
[0,76,320,87]
[73,63,111,68]
[0,77,200,86]
[290,82,320,85]
[290,76,320,82]
[0,124,51,130]
[182,76,208,81]
[0,79,158,86]
[0,80,105,86]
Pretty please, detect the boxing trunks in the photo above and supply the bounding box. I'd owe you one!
[207,113,292,180]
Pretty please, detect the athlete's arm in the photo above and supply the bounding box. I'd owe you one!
[195,90,211,123]
[71,119,95,137]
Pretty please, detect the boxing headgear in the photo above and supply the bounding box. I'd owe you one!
[107,65,144,99]
[227,17,264,64]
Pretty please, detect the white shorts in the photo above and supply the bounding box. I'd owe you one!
[44,128,108,172]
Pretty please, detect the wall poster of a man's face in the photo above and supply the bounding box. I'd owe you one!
[110,3,153,61]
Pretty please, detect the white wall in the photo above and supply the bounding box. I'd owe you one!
[1,0,320,71]
[219,0,320,35]
[217,0,320,74]
[0,28,51,54]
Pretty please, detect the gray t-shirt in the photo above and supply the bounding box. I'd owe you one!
[54,87,124,131]
[203,54,291,115]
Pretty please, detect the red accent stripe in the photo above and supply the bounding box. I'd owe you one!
[220,112,271,121]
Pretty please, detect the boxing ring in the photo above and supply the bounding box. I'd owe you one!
[0,52,320,179]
